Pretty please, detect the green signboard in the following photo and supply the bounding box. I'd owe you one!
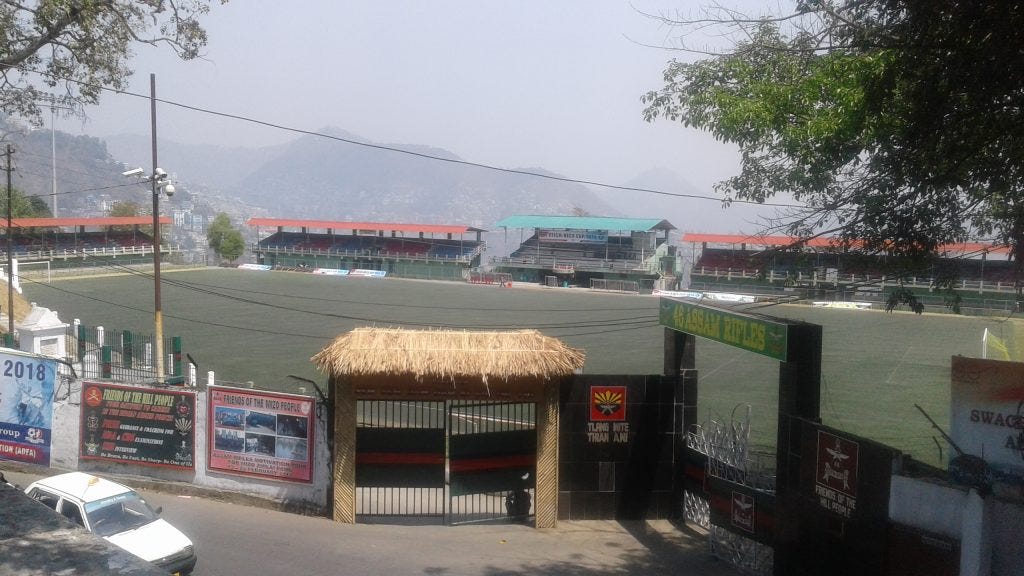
[659,298,789,361]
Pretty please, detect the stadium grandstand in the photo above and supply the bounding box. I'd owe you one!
[0,216,176,275]
[683,232,1018,311]
[490,215,679,293]
[247,218,486,281]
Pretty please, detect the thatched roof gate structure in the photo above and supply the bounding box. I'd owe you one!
[313,327,585,527]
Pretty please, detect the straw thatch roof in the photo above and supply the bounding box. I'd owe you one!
[312,327,585,382]
[1,281,32,333]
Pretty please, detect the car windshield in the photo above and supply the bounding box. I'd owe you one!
[83,491,158,537]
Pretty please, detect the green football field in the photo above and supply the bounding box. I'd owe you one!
[23,267,1021,467]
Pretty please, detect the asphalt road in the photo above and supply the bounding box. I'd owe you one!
[3,468,743,576]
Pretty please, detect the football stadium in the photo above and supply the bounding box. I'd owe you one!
[20,262,1021,469]
[7,212,1024,575]
[8,213,1021,467]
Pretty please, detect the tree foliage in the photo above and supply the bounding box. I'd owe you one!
[1,1,225,127]
[206,212,243,262]
[642,1,1024,299]
[3,187,51,217]
[108,201,141,218]
[108,200,146,232]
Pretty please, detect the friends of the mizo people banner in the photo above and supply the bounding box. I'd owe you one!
[80,382,196,470]
[0,350,56,466]
[208,386,314,483]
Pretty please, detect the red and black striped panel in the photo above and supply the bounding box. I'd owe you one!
[450,429,536,496]
[683,447,709,496]
[707,476,775,545]
[356,428,445,488]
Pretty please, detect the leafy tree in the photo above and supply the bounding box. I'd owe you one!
[108,200,147,232]
[207,212,243,262]
[218,230,244,262]
[1,1,225,127]
[109,201,141,218]
[3,186,51,217]
[642,1,1024,311]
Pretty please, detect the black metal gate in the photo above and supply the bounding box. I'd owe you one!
[355,400,447,521]
[354,399,536,524]
[448,401,536,525]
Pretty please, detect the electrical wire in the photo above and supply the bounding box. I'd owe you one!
[30,263,662,332]
[2,61,802,208]
[114,262,657,313]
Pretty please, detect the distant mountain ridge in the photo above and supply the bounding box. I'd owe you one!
[106,126,617,227]
[12,118,766,233]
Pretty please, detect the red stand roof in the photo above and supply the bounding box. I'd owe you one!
[0,216,171,230]
[247,218,484,235]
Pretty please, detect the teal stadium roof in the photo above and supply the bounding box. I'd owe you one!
[494,215,675,232]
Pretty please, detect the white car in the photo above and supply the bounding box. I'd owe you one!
[24,472,196,575]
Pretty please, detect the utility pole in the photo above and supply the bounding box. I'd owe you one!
[3,144,13,339]
[150,73,165,383]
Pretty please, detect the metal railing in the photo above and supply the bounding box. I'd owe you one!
[691,266,1019,294]
[68,324,186,384]
[254,242,484,264]
[0,244,182,262]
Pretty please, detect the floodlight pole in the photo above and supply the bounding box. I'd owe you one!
[150,73,165,383]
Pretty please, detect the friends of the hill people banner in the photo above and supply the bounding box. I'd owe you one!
[80,382,196,470]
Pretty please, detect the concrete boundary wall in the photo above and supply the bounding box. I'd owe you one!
[889,475,1024,576]
[45,381,331,511]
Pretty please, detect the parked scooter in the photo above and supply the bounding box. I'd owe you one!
[505,472,532,521]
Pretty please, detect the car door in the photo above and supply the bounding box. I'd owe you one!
[58,497,86,527]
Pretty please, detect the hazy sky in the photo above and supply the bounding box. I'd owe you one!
[63,1,776,202]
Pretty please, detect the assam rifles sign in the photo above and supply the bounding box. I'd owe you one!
[80,382,195,470]
[659,298,789,361]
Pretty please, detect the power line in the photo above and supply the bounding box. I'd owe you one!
[136,266,656,313]
[49,262,662,332]
[2,62,804,209]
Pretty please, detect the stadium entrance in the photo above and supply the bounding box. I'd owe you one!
[315,327,579,528]
[661,298,823,576]
[352,399,536,525]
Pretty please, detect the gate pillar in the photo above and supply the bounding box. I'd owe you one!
[332,375,356,523]
[535,379,561,528]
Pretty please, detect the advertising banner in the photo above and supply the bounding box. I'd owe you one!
[0,350,56,466]
[80,382,196,470]
[538,230,608,244]
[950,356,1024,498]
[208,386,315,483]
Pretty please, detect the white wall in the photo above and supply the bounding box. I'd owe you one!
[47,380,330,510]
[991,499,1024,576]
[890,475,1024,576]
[889,475,966,539]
